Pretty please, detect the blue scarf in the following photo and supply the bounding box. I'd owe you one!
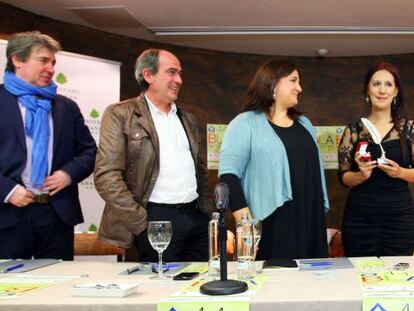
[4,70,57,188]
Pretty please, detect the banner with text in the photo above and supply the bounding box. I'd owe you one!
[207,124,345,170]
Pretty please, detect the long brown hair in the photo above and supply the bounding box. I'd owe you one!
[364,62,409,165]
[241,60,302,119]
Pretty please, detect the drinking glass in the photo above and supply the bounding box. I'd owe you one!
[251,219,262,259]
[147,221,172,279]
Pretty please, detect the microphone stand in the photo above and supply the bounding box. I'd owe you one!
[200,208,248,295]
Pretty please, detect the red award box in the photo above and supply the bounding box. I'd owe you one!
[356,141,371,161]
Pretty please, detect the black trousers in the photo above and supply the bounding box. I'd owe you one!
[0,203,74,260]
[134,202,209,262]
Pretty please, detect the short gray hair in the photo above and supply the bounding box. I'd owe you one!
[6,31,62,72]
[134,49,160,91]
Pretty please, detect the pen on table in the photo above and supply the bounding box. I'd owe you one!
[166,263,180,270]
[407,276,414,282]
[152,263,180,270]
[2,263,24,273]
[126,266,140,275]
[305,262,333,267]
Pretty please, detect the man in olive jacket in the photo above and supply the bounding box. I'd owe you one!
[94,49,214,262]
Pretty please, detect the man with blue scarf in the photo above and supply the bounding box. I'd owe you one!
[0,31,96,260]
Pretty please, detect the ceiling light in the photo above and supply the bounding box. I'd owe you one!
[149,26,414,36]
[317,49,328,57]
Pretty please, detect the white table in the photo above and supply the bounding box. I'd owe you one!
[0,257,411,311]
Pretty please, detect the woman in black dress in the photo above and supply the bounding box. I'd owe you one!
[219,60,329,260]
[338,62,414,257]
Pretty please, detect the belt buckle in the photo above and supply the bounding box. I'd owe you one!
[34,194,49,204]
[177,201,194,209]
[177,203,187,209]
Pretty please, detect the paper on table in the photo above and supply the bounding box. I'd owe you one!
[359,271,414,311]
[298,258,353,271]
[177,264,208,274]
[0,259,61,273]
[158,275,267,311]
[354,258,385,271]
[0,275,74,299]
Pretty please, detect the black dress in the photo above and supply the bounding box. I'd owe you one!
[338,119,414,257]
[256,121,328,260]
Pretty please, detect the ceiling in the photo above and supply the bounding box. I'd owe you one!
[3,0,414,57]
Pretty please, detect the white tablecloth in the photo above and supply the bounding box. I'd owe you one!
[0,257,411,311]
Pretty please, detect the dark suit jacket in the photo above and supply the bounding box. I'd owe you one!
[0,85,97,228]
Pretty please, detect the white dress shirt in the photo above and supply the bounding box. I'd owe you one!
[4,102,53,202]
[145,95,198,204]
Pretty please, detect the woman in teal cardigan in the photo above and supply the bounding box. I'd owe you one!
[219,60,329,260]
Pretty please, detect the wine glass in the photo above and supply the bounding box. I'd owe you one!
[147,221,172,280]
[250,219,262,259]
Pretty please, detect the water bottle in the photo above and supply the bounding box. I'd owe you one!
[208,212,220,278]
[236,212,255,280]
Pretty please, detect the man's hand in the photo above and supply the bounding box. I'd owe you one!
[9,186,34,207]
[42,170,72,196]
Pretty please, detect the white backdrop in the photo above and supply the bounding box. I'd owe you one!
[0,39,120,232]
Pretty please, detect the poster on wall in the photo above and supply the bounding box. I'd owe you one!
[316,126,346,169]
[207,124,227,170]
[207,123,345,170]
[0,39,121,232]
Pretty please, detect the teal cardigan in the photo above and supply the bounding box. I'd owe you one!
[218,111,329,220]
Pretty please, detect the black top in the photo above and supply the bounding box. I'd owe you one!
[338,118,414,256]
[338,118,414,191]
[222,120,328,259]
[270,121,323,205]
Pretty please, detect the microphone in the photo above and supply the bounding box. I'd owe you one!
[215,183,229,211]
[200,182,248,295]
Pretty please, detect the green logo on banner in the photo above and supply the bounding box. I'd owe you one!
[90,109,99,119]
[88,224,98,232]
[56,73,68,85]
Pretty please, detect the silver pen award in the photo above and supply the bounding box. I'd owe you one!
[360,118,388,164]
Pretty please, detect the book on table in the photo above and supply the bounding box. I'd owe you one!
[72,282,139,298]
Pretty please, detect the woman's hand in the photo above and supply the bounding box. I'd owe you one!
[355,152,376,180]
[377,158,404,178]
